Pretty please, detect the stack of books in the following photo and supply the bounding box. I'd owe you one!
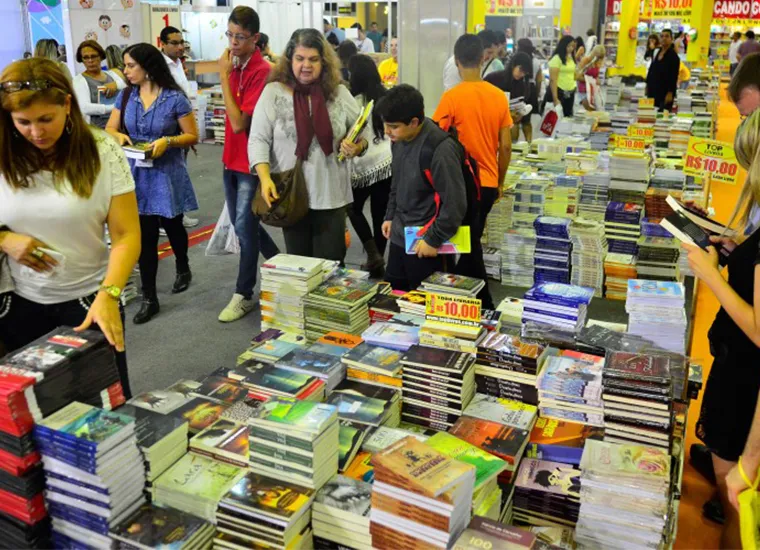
[303,277,378,341]
[604,202,643,255]
[399,345,476,431]
[575,440,671,549]
[495,296,524,328]
[510,174,551,230]
[368,294,401,324]
[419,319,486,355]
[603,252,637,300]
[635,236,681,281]
[544,175,580,218]
[536,351,605,427]
[521,283,594,333]
[153,453,245,523]
[636,101,656,124]
[474,333,545,405]
[275,348,345,391]
[525,417,604,464]
[215,471,315,549]
[578,173,611,221]
[626,279,687,354]
[450,415,530,485]
[420,272,485,297]
[533,216,572,285]
[362,322,420,351]
[110,503,214,550]
[225,364,326,403]
[260,254,325,337]
[369,436,476,548]
[512,458,582,528]
[328,379,401,428]
[312,474,372,549]
[308,331,363,358]
[426,432,507,519]
[396,291,428,317]
[453,516,539,548]
[463,393,538,431]
[569,218,607,297]
[341,341,403,389]
[609,152,650,205]
[602,351,673,449]
[248,397,339,490]
[238,331,304,365]
[483,246,502,281]
[115,404,188,485]
[189,418,249,467]
[33,403,145,548]
[501,228,538,288]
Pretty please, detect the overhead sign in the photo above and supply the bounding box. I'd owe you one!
[713,0,760,22]
[486,0,524,17]
[651,0,692,19]
[684,137,740,185]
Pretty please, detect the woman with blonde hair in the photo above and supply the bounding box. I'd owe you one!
[33,38,73,83]
[249,28,365,262]
[105,45,126,82]
[576,45,605,111]
[0,58,140,396]
[683,109,760,549]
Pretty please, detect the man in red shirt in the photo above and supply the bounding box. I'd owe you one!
[218,6,279,323]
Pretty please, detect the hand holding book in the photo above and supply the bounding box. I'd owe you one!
[681,242,721,284]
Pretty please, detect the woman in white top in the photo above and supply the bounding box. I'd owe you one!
[73,40,126,128]
[250,28,365,262]
[0,58,140,396]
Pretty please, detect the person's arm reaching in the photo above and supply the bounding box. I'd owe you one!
[422,140,467,251]
[498,126,512,197]
[727,391,760,510]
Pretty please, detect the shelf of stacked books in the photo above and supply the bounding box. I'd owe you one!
[3,250,708,549]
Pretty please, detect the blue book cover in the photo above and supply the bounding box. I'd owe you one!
[35,402,134,452]
[525,283,594,307]
[276,349,343,376]
[362,322,420,351]
[523,307,581,322]
[526,443,584,465]
[627,279,685,300]
[47,502,111,535]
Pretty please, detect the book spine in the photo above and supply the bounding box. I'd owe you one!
[370,492,452,532]
[347,368,402,388]
[369,524,441,550]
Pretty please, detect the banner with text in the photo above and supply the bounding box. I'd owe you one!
[712,0,760,22]
[486,0,524,16]
[651,0,692,20]
[684,137,740,185]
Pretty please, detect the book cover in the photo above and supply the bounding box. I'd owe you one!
[371,436,475,497]
[426,432,508,491]
[579,439,670,481]
[190,419,249,462]
[153,453,246,501]
[422,272,484,292]
[314,331,363,352]
[242,365,318,396]
[338,100,373,162]
[525,283,595,307]
[343,343,403,375]
[169,398,230,434]
[405,226,472,255]
[251,397,337,435]
[326,393,389,427]
[514,458,581,499]
[110,503,210,548]
[276,349,343,377]
[222,471,314,521]
[261,254,324,276]
[36,402,133,448]
[129,390,189,415]
[308,277,377,306]
[450,416,529,465]
[453,516,536,549]
[401,345,472,374]
[526,417,603,463]
[604,352,671,383]
[193,376,247,404]
[626,279,685,301]
[362,323,420,350]
[362,427,429,453]
[165,379,202,398]
[333,379,399,403]
[115,404,187,451]
[464,394,538,431]
[249,340,301,362]
[339,421,368,473]
[315,474,371,517]
[344,451,374,484]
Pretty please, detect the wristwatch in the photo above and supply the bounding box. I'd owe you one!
[100,285,122,300]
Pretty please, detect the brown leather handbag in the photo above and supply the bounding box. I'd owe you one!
[253,159,309,227]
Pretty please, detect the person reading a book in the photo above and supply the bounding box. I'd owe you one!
[0,58,140,397]
[346,55,392,278]
[72,40,126,129]
[250,28,364,263]
[681,109,760,549]
[375,84,467,291]
[106,43,199,325]
[485,52,533,142]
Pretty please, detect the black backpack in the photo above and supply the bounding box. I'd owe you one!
[418,125,482,236]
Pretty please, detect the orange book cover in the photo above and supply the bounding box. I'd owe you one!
[317,332,364,349]
[347,367,403,388]
[449,416,528,466]
[344,451,374,483]
[371,492,452,531]
[370,524,442,550]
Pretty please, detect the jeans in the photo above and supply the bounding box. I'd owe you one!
[223,169,280,299]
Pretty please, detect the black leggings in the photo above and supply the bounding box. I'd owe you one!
[139,214,189,294]
[347,177,391,255]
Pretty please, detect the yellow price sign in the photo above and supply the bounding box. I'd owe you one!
[627,125,655,139]
[613,134,647,151]
[639,98,655,108]
[485,0,524,16]
[684,136,740,185]
[425,293,482,327]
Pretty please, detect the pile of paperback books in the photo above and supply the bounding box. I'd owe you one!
[604,202,642,256]
[224,363,326,403]
[215,471,315,548]
[569,218,607,297]
[512,457,582,528]
[312,474,372,549]
[603,252,637,300]
[635,236,681,281]
[189,418,249,467]
[110,503,214,549]
[533,216,572,285]
[474,332,545,405]
[327,380,401,428]
[399,345,476,431]
[501,228,537,288]
[537,351,605,427]
[578,172,610,221]
[626,279,687,354]
[260,254,325,337]
[303,277,379,340]
[248,397,339,490]
[522,283,595,333]
[33,402,145,548]
[602,351,673,449]
[576,440,671,549]
[275,347,345,391]
[341,341,403,390]
[369,437,475,548]
[420,272,485,297]
[362,322,420,352]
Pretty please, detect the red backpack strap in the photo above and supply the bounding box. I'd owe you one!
[418,130,449,235]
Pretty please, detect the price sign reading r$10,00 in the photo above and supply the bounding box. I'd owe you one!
[425,293,482,327]
[684,137,740,185]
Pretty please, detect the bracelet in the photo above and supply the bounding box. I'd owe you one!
[166,136,174,148]
[738,456,755,488]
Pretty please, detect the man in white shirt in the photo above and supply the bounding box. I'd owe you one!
[160,26,199,229]
[351,23,375,53]
[729,31,742,75]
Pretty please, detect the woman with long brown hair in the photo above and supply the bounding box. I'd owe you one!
[249,28,365,262]
[0,58,140,396]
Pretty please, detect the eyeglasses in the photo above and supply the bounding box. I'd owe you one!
[225,31,253,42]
[81,55,101,61]
[165,40,183,46]
[0,80,52,93]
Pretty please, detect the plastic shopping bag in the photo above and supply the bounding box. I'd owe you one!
[205,204,240,256]
[739,463,760,550]
[585,76,604,111]
[540,104,562,136]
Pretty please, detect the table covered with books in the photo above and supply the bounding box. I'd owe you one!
[0,252,703,550]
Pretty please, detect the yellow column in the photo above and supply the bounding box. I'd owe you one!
[617,0,641,74]
[559,0,572,34]
[468,0,486,33]
[687,0,714,67]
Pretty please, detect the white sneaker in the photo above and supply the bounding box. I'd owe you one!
[183,215,200,228]
[158,228,167,237]
[218,293,257,322]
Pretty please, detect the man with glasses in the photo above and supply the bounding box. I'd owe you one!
[216,6,279,323]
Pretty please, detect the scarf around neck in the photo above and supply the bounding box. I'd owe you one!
[293,81,334,160]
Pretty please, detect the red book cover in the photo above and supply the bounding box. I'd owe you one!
[0,489,46,525]
[0,447,40,476]
[528,417,603,448]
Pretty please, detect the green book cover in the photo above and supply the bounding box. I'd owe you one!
[307,277,377,305]
[426,432,508,491]
[154,453,246,501]
[251,397,337,435]
[38,402,134,445]
[338,420,368,472]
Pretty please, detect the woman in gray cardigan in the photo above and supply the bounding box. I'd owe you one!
[249,28,365,262]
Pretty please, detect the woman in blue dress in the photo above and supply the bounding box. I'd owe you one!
[106,43,199,324]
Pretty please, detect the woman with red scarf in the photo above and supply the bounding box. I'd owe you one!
[249,28,365,262]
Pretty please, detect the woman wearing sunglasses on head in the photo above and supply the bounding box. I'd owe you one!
[0,58,140,397]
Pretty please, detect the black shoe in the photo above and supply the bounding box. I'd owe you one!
[690,443,716,484]
[172,271,192,294]
[703,494,725,525]
[133,298,160,325]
